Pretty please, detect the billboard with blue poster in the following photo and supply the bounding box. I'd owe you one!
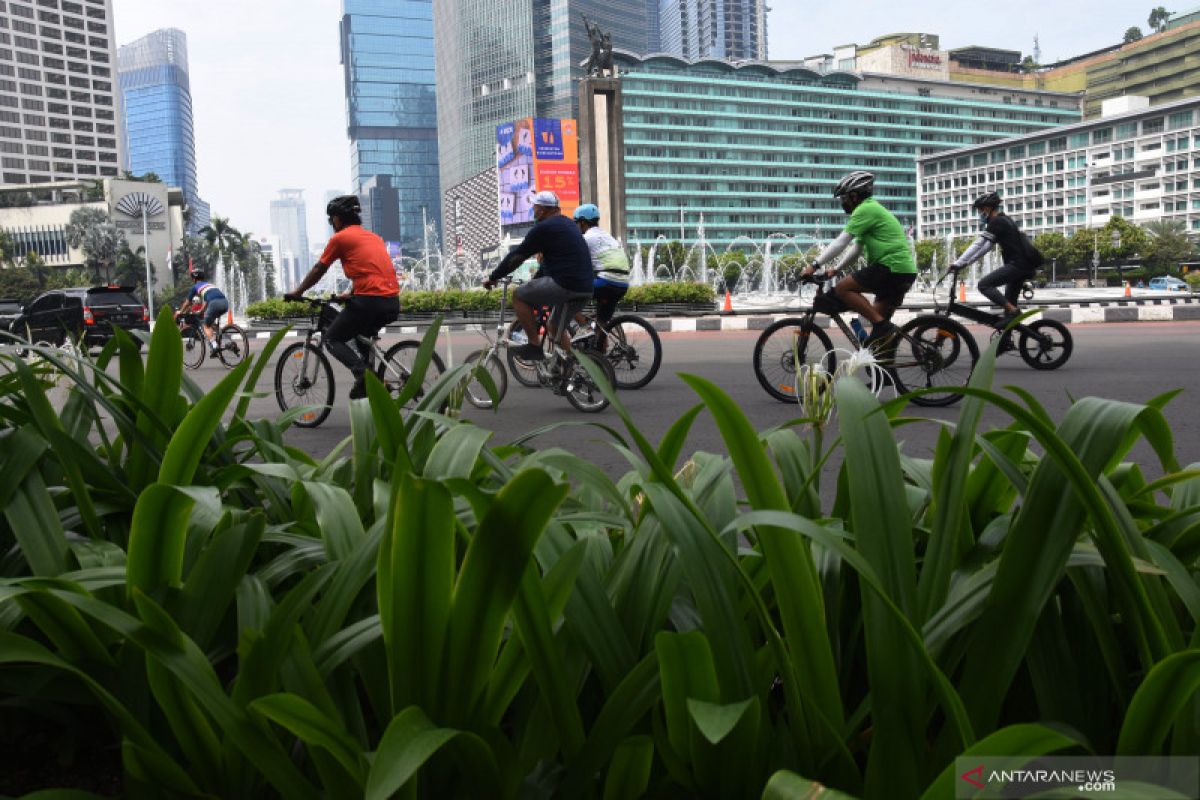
[496,117,579,226]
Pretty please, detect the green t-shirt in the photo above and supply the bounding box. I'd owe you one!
[844,198,916,274]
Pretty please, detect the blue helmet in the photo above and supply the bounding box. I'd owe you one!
[573,203,601,222]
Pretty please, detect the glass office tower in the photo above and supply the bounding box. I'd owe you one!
[117,28,208,234]
[340,0,440,247]
[658,0,768,61]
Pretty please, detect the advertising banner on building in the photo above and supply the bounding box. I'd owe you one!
[496,117,579,226]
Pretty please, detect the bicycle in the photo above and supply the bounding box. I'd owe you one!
[753,273,978,406]
[274,297,446,428]
[506,306,662,390]
[936,269,1072,370]
[462,278,616,413]
[177,311,249,370]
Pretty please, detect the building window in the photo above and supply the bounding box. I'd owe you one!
[1142,117,1164,135]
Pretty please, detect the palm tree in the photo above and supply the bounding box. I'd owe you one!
[1148,6,1171,33]
[199,217,243,307]
[1141,219,1194,275]
[65,206,125,283]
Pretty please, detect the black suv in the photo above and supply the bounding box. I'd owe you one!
[11,286,149,347]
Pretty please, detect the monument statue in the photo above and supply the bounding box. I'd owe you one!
[582,15,614,76]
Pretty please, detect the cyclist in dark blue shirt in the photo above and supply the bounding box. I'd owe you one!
[484,191,593,360]
[175,270,228,355]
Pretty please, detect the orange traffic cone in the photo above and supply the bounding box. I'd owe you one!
[228,309,234,326]
[958,281,967,302]
[723,289,733,312]
[1124,281,1131,297]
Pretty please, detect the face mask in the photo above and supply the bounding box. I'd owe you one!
[979,212,990,227]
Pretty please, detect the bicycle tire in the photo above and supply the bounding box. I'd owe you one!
[180,325,206,370]
[1018,319,1072,370]
[216,324,249,368]
[752,317,835,403]
[275,341,334,428]
[505,321,540,387]
[379,340,447,408]
[463,349,507,409]
[890,316,978,407]
[605,314,662,390]
[564,349,615,412]
[1021,284,1035,302]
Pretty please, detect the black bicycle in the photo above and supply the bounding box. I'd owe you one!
[274,298,446,428]
[507,305,662,390]
[753,273,978,406]
[177,312,249,370]
[937,269,1072,370]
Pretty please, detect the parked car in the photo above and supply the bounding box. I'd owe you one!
[10,286,149,347]
[0,297,24,333]
[1148,276,1188,292]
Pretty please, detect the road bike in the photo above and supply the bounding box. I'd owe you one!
[936,269,1072,370]
[462,278,615,413]
[753,273,978,406]
[506,306,662,390]
[274,298,446,428]
[177,311,249,370]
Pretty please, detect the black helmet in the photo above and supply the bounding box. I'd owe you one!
[326,194,361,219]
[973,192,1002,210]
[191,269,206,281]
[833,171,875,198]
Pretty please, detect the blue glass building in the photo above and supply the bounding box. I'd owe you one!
[341,0,440,249]
[117,29,209,235]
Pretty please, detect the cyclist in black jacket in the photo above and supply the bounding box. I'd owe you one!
[953,192,1040,322]
[484,191,593,360]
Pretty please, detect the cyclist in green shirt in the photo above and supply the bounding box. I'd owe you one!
[800,171,916,346]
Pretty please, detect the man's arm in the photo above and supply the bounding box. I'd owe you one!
[485,227,541,286]
[952,233,995,270]
[803,230,855,274]
[285,261,331,299]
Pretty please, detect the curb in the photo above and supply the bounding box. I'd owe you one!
[241,294,1200,338]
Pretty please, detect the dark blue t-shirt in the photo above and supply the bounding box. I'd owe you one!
[490,214,593,292]
[187,282,226,303]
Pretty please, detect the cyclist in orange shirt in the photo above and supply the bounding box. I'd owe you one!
[285,195,400,399]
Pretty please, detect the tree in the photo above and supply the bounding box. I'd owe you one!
[199,216,243,306]
[113,242,148,290]
[0,229,13,265]
[122,170,162,183]
[1141,219,1195,276]
[1124,26,1144,43]
[1148,6,1171,33]
[65,206,125,283]
[1032,231,1069,275]
[22,250,49,289]
[1098,215,1147,264]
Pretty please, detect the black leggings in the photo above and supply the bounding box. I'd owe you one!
[325,295,400,378]
[978,263,1035,309]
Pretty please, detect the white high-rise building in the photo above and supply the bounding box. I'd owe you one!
[269,188,310,287]
[0,0,125,184]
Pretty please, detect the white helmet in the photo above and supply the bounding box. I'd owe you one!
[531,190,561,208]
[833,171,875,198]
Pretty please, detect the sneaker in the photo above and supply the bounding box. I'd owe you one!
[348,376,367,399]
[997,309,1020,326]
[513,342,545,361]
[863,320,897,348]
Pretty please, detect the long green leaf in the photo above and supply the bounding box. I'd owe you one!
[602,736,654,800]
[251,692,367,785]
[159,356,251,485]
[365,705,502,800]
[1117,650,1200,754]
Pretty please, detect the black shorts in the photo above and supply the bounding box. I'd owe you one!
[592,282,627,324]
[850,263,916,307]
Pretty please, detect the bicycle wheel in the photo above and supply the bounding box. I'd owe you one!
[1018,319,1072,370]
[604,315,662,390]
[564,349,615,413]
[216,325,249,368]
[275,342,334,428]
[505,321,540,387]
[1021,283,1035,301]
[752,318,834,403]
[890,316,978,407]
[462,349,507,409]
[379,340,447,407]
[180,325,206,370]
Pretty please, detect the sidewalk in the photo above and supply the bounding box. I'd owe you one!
[241,290,1200,338]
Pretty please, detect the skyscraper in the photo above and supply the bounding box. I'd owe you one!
[659,0,767,61]
[270,189,310,287]
[340,0,439,249]
[0,0,124,184]
[117,28,209,235]
[433,0,651,194]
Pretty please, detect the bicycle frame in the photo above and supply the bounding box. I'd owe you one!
[931,271,1049,342]
[296,298,410,385]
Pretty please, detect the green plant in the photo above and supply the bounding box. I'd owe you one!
[0,319,1196,798]
[1185,272,1200,292]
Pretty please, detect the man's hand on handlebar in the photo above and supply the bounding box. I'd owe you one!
[482,277,496,291]
[283,291,302,302]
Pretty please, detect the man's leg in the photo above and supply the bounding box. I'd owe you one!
[833,275,883,322]
[325,301,372,392]
[978,263,1024,315]
[512,297,541,345]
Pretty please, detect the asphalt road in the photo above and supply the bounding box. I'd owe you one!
[186,321,1200,476]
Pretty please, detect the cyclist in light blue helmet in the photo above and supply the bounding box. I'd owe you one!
[573,203,630,332]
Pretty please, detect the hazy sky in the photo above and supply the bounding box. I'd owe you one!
[110,0,1154,248]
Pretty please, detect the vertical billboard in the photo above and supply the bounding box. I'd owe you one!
[496,117,579,226]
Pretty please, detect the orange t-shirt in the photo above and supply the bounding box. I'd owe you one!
[319,225,400,296]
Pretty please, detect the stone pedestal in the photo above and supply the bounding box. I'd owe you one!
[579,75,626,243]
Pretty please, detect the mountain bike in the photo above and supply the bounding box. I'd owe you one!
[753,273,978,406]
[274,297,446,428]
[177,312,249,370]
[462,278,615,413]
[937,269,1072,370]
[506,306,661,390]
